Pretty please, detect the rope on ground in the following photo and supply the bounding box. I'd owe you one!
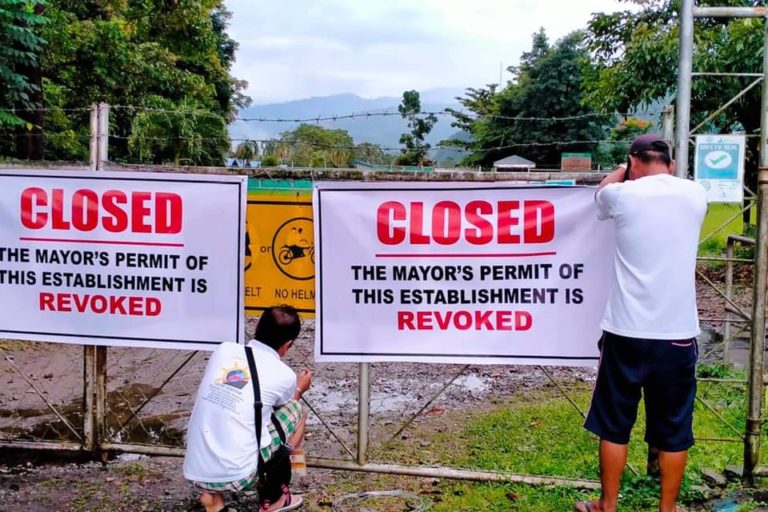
[332,490,432,511]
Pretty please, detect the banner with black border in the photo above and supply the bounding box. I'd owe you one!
[0,169,246,350]
[314,182,614,366]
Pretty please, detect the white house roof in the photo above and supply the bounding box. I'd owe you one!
[493,155,536,167]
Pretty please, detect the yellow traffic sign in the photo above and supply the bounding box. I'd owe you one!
[245,188,315,317]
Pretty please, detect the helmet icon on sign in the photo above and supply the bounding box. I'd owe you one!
[272,217,314,281]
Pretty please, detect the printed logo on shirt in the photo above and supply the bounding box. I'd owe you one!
[216,362,250,390]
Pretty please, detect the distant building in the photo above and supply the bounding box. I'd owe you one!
[351,160,386,170]
[226,158,261,168]
[561,152,593,171]
[493,155,536,171]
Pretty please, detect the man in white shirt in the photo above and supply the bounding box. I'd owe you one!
[184,306,312,512]
[576,135,707,512]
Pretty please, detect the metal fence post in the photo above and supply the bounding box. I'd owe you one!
[675,0,694,178]
[725,238,734,363]
[357,363,371,465]
[743,17,768,484]
[83,346,96,452]
[653,0,692,476]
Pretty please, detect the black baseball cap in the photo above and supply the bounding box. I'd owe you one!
[629,134,670,156]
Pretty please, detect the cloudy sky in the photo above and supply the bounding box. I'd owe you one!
[224,0,634,105]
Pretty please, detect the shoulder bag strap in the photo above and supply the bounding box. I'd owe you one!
[271,412,288,444]
[245,345,265,468]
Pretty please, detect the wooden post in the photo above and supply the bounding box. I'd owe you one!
[89,105,98,171]
[97,103,109,170]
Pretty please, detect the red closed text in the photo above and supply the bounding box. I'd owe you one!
[377,200,555,246]
[20,188,183,234]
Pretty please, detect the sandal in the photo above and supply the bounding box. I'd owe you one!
[574,502,597,512]
[273,493,303,511]
[260,490,303,512]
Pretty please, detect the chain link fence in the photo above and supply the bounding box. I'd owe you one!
[101,348,202,448]
[0,162,761,489]
[0,342,85,447]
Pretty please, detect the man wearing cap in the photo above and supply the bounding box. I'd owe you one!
[576,135,707,512]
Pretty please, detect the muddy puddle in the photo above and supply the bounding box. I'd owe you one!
[0,382,185,446]
[0,325,729,447]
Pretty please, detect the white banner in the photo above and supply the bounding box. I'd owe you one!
[0,169,247,350]
[314,183,615,366]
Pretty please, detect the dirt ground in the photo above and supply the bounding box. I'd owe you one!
[0,266,757,511]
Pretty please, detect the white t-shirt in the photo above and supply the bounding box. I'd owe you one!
[183,341,296,483]
[596,173,707,339]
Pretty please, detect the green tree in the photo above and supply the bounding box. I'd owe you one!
[353,141,390,165]
[584,0,765,174]
[447,29,609,168]
[0,0,47,127]
[128,96,228,166]
[396,90,437,166]
[234,139,259,161]
[443,84,497,152]
[594,117,652,169]
[585,0,764,216]
[0,0,48,160]
[260,154,280,167]
[279,123,354,168]
[0,0,247,163]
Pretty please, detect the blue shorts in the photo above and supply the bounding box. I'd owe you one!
[584,331,698,452]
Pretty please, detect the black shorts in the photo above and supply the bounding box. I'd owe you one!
[584,331,698,452]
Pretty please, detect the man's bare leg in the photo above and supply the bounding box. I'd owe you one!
[578,440,627,512]
[288,412,308,448]
[200,491,225,512]
[258,412,309,512]
[598,439,628,511]
[658,450,687,512]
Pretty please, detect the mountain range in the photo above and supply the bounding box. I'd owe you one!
[229,88,467,157]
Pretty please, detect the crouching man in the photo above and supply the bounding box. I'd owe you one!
[184,305,312,512]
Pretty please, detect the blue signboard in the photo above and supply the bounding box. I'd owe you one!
[694,135,745,203]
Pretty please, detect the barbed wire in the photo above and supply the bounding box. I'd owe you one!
[108,134,639,152]
[3,105,662,124]
[0,157,90,166]
[0,107,92,113]
[108,105,661,123]
[0,104,665,158]
[0,132,90,138]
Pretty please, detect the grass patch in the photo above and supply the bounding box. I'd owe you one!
[391,365,761,511]
[699,203,752,257]
[431,482,586,512]
[0,339,28,350]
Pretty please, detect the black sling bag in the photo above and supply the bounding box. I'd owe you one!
[245,346,292,504]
